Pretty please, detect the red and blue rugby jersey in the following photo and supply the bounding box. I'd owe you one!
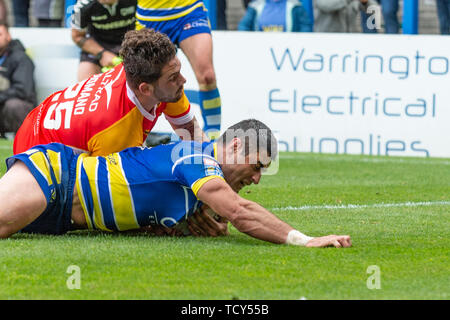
[13,64,193,156]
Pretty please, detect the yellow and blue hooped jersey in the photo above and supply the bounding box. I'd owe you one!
[136,0,205,22]
[75,141,224,232]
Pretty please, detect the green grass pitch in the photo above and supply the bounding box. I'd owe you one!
[0,139,448,299]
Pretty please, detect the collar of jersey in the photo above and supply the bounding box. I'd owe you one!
[126,82,158,121]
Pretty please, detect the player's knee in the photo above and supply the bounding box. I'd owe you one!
[3,98,23,115]
[197,68,216,87]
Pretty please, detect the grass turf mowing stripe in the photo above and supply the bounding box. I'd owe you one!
[271,200,450,211]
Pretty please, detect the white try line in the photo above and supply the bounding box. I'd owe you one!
[270,201,450,212]
[0,145,12,150]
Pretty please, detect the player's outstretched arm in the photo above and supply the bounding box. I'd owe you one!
[305,235,352,248]
[196,178,351,248]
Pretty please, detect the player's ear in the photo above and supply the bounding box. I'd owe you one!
[222,138,243,164]
[138,82,154,96]
[232,137,243,155]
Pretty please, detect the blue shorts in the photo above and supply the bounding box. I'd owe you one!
[136,5,211,45]
[6,143,79,235]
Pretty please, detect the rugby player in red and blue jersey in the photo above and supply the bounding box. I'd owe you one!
[0,119,351,248]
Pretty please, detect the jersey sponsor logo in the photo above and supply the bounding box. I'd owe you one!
[191,18,209,28]
[73,73,102,115]
[203,157,222,177]
[103,67,124,110]
[92,18,135,30]
[183,18,209,31]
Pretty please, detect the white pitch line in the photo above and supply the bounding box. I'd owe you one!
[271,201,450,212]
[279,154,450,166]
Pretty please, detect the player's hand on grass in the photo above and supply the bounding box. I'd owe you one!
[305,235,352,248]
[187,205,229,237]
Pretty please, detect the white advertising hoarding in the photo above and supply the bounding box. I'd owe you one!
[179,32,450,158]
[12,29,450,158]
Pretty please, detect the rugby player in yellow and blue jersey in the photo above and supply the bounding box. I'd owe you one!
[135,0,222,140]
[0,119,351,248]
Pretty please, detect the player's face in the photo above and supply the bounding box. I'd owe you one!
[222,153,270,193]
[153,57,186,103]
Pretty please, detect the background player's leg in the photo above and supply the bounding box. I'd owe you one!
[0,161,47,238]
[179,33,222,140]
[77,61,101,82]
[1,98,34,135]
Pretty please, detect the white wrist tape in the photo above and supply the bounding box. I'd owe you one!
[285,230,314,246]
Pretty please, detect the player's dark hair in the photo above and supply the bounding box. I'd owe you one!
[0,20,9,30]
[217,119,278,162]
[120,29,177,89]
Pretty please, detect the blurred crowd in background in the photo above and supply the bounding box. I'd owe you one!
[1,0,449,34]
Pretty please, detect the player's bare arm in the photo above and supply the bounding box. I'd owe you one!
[170,117,209,143]
[197,178,352,248]
[71,28,117,67]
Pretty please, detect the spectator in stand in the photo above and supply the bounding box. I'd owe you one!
[12,0,30,27]
[32,0,65,27]
[238,0,312,32]
[436,0,450,34]
[71,0,137,81]
[0,21,36,140]
[0,0,6,21]
[314,0,378,33]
